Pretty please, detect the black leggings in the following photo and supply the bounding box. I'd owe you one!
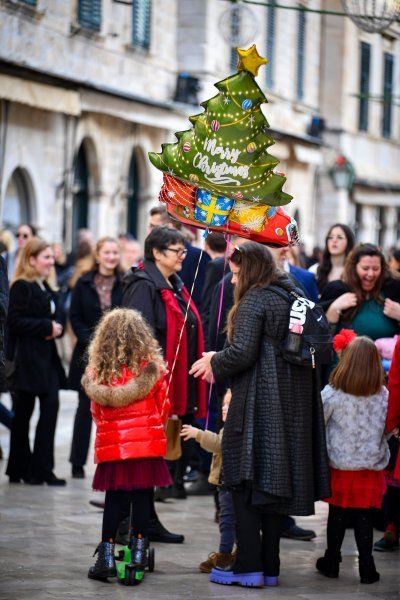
[327,504,374,560]
[102,488,153,542]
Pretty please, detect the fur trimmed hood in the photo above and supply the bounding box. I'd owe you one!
[81,361,160,408]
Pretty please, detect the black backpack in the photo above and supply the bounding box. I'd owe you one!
[267,285,333,368]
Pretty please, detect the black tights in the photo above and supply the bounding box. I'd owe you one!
[102,488,153,542]
[327,504,373,560]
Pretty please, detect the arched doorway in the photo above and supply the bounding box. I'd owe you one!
[3,167,33,231]
[72,143,89,239]
[126,151,139,237]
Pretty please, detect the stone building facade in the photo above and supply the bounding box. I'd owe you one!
[0,0,399,252]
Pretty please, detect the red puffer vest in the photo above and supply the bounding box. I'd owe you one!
[82,362,169,464]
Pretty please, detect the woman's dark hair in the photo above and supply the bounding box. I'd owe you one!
[18,223,37,237]
[341,243,390,322]
[316,224,355,292]
[144,226,186,261]
[226,242,280,342]
[392,249,400,263]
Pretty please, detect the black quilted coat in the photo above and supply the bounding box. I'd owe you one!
[211,277,330,516]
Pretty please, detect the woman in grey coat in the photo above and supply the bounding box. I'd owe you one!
[191,242,330,588]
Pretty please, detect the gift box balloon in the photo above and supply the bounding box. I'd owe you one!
[159,173,197,207]
[166,202,299,248]
[194,189,234,227]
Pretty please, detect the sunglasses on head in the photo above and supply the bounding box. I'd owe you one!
[228,245,242,262]
[16,232,29,239]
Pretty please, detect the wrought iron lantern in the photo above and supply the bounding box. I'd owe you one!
[341,0,400,33]
[330,155,356,191]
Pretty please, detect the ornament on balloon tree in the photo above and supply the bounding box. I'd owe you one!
[149,45,299,246]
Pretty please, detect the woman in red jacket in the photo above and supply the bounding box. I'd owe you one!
[374,337,400,552]
[81,308,170,582]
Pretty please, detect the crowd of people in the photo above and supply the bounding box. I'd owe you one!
[0,210,400,588]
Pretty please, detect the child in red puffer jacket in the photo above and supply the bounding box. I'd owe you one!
[81,308,170,583]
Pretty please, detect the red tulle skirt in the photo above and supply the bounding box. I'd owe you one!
[92,457,172,492]
[324,468,386,509]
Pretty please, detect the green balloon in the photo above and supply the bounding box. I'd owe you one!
[149,70,292,207]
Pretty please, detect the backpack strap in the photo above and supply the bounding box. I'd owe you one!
[264,284,301,303]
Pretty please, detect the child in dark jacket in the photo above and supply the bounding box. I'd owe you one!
[82,308,170,582]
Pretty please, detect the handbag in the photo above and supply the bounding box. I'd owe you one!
[165,417,182,461]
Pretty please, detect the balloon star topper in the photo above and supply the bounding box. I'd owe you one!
[148,45,299,247]
[237,44,268,77]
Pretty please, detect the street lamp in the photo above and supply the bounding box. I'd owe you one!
[330,155,355,191]
[330,155,356,224]
[341,0,400,34]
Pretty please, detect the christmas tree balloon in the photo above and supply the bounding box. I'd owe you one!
[149,45,298,246]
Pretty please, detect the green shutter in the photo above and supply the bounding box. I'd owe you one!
[132,0,151,49]
[266,0,276,89]
[296,7,306,100]
[78,0,102,31]
[382,53,393,138]
[229,6,241,71]
[20,0,37,5]
[359,42,370,132]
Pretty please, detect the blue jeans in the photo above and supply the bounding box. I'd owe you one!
[0,400,13,429]
[218,487,236,554]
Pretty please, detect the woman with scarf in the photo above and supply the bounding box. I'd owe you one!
[122,226,206,537]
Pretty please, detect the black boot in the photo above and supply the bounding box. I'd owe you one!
[316,550,341,578]
[359,556,380,584]
[130,535,148,568]
[148,517,185,543]
[88,541,117,580]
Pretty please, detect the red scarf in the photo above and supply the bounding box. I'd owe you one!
[160,287,206,418]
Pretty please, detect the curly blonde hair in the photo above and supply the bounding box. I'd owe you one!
[87,308,165,384]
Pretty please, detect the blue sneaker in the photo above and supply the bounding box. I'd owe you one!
[264,575,279,586]
[210,566,264,587]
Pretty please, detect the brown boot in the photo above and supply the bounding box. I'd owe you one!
[199,551,235,574]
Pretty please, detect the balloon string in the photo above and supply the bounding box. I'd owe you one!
[165,240,206,405]
[205,233,231,430]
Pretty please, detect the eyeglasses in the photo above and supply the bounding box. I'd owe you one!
[16,232,29,239]
[164,247,188,258]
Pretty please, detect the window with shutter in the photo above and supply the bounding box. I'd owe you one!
[132,0,151,50]
[78,0,102,32]
[296,7,306,101]
[266,0,276,89]
[358,42,370,132]
[382,52,393,139]
[229,6,241,72]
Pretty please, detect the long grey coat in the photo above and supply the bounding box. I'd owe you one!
[211,278,330,516]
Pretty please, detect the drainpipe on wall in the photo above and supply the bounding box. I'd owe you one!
[0,100,10,220]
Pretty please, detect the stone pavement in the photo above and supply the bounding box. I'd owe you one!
[0,390,399,600]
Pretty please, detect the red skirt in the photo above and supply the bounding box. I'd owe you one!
[324,468,386,509]
[92,457,172,492]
